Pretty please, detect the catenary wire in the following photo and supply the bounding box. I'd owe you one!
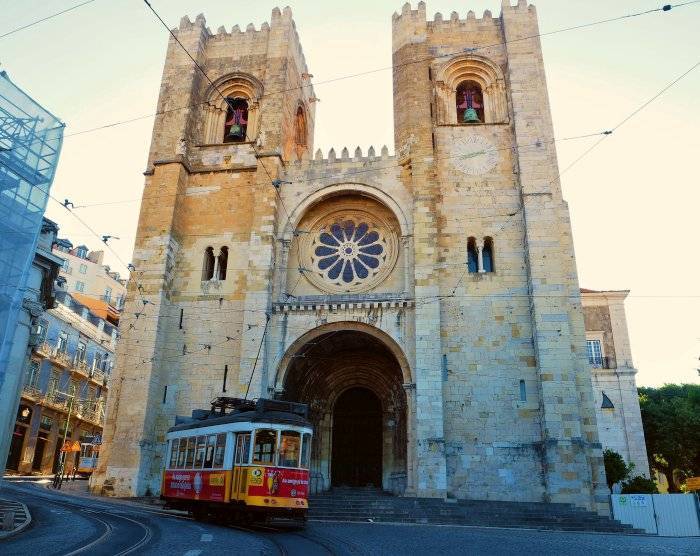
[30,2,695,142]
[0,0,98,40]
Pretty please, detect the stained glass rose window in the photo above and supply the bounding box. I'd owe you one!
[314,220,385,284]
[305,211,397,293]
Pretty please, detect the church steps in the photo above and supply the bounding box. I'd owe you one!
[308,490,644,533]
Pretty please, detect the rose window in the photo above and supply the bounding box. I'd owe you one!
[314,220,385,285]
[304,211,397,293]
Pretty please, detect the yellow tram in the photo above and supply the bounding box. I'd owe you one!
[162,398,312,524]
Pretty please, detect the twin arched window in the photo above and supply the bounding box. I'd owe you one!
[202,247,228,281]
[456,81,484,124]
[467,237,494,273]
[224,98,249,143]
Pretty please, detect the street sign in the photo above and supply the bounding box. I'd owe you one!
[686,477,700,491]
[61,440,81,452]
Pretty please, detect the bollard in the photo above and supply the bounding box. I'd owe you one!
[2,510,15,531]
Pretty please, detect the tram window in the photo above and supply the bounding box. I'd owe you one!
[300,433,312,469]
[194,436,207,468]
[213,434,226,468]
[252,429,277,465]
[204,435,216,468]
[235,433,251,465]
[185,437,196,468]
[169,439,179,468]
[279,431,301,468]
[176,439,186,468]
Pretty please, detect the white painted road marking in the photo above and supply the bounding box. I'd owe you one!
[200,533,213,542]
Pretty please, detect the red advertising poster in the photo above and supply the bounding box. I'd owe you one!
[163,470,227,501]
[247,467,309,499]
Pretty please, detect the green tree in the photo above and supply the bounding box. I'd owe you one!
[638,384,700,492]
[621,476,658,494]
[603,449,632,490]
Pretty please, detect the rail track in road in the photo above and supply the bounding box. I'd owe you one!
[3,481,361,556]
[3,482,155,555]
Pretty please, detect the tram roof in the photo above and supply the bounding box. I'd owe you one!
[167,409,312,433]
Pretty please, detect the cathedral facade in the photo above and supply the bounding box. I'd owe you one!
[93,2,612,514]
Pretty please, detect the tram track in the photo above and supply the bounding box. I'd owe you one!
[3,482,155,556]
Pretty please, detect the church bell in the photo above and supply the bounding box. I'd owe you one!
[463,108,480,123]
[228,124,244,139]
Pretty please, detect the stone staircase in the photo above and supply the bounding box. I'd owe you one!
[308,487,643,533]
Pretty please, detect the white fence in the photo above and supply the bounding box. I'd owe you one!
[611,494,700,536]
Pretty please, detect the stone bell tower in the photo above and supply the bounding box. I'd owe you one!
[391,1,608,512]
[92,7,316,497]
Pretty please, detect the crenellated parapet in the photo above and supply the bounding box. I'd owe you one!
[173,7,312,93]
[392,1,537,52]
[290,145,395,169]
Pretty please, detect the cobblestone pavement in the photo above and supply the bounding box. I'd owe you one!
[1,481,699,555]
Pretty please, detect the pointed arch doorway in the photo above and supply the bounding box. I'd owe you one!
[332,387,382,488]
[278,324,410,494]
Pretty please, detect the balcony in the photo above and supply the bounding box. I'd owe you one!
[589,356,614,369]
[76,402,105,426]
[50,348,71,368]
[44,392,70,412]
[71,358,91,378]
[22,384,43,401]
[35,341,52,358]
[89,368,107,387]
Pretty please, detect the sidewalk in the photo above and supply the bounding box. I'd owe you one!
[0,498,31,539]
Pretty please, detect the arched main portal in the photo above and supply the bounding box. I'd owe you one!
[279,327,408,494]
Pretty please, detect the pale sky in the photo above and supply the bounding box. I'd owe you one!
[2,0,698,386]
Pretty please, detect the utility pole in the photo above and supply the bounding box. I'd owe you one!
[52,391,76,490]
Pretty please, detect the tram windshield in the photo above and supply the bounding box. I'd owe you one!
[252,429,276,464]
[279,431,301,467]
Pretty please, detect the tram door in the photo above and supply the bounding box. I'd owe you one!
[232,433,251,500]
[332,388,382,488]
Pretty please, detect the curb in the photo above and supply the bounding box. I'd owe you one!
[0,499,32,540]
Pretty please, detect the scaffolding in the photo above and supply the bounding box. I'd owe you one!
[0,70,64,371]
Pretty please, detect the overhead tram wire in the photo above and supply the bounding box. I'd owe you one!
[38,54,700,326]
[143,0,312,304]
[68,131,610,210]
[414,57,700,310]
[143,0,309,386]
[0,0,99,40]
[34,2,697,144]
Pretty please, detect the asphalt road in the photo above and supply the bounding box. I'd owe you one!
[2,481,700,555]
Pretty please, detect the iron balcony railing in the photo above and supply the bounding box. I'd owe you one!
[22,384,42,400]
[51,348,71,368]
[589,356,613,369]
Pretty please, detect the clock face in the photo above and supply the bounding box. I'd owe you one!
[452,135,499,176]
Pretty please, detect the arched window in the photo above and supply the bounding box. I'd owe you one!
[482,237,494,272]
[456,81,484,124]
[217,247,228,281]
[202,247,215,281]
[295,106,307,146]
[223,98,249,143]
[467,237,478,273]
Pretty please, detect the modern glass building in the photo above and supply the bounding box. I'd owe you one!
[0,71,64,471]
